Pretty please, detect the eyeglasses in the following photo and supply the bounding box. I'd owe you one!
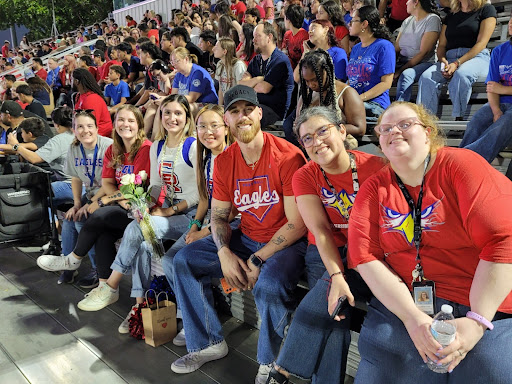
[349,19,361,26]
[299,124,335,148]
[375,118,425,135]
[197,124,225,133]
[170,58,181,66]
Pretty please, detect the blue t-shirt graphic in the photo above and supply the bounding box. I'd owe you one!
[172,64,218,104]
[347,38,395,109]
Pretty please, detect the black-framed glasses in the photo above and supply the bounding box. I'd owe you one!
[299,124,335,148]
[375,118,426,135]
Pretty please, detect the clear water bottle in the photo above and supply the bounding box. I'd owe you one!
[427,304,457,373]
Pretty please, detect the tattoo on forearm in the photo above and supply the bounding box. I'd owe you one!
[212,206,232,251]
[272,235,286,246]
[287,224,295,230]
[107,192,123,200]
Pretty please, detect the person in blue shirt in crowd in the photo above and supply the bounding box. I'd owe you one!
[460,17,512,163]
[346,5,395,123]
[171,47,219,105]
[46,58,62,92]
[105,65,131,114]
[239,22,294,127]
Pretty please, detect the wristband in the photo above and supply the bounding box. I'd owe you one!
[466,311,494,331]
[188,219,202,229]
[98,198,105,207]
[330,271,344,279]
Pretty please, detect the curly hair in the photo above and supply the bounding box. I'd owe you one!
[299,49,337,112]
[357,5,392,41]
[110,105,147,169]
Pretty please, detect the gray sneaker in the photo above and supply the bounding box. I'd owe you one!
[255,364,273,384]
[171,341,228,374]
[173,328,186,347]
[37,254,81,272]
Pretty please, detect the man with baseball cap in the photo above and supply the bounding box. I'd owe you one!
[170,85,307,383]
[0,100,53,141]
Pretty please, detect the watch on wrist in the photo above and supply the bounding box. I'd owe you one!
[172,205,179,213]
[249,254,264,269]
[86,199,93,205]
[98,198,105,207]
[12,144,19,151]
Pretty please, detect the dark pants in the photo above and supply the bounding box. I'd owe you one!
[73,205,132,279]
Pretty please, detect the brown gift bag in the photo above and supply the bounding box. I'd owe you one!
[141,290,177,347]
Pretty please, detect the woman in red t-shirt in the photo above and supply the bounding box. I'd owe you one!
[236,24,256,66]
[317,0,350,55]
[37,105,152,301]
[347,101,512,382]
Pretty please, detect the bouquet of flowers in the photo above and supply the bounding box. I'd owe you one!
[120,171,165,259]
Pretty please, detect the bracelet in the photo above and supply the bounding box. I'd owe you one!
[455,59,461,68]
[330,271,344,279]
[466,311,494,330]
[188,219,202,229]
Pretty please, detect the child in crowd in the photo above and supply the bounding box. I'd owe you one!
[213,37,247,106]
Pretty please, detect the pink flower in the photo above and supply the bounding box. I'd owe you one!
[134,174,142,184]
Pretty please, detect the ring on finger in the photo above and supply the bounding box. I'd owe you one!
[457,350,464,357]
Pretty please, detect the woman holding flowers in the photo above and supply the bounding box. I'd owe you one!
[70,95,200,335]
[36,105,152,296]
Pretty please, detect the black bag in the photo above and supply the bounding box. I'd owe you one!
[0,162,51,244]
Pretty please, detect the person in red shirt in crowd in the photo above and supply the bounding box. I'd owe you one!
[245,8,261,26]
[317,0,350,54]
[73,68,113,137]
[266,106,384,383]
[32,58,48,81]
[170,85,308,384]
[282,4,310,69]
[79,55,99,82]
[379,0,409,32]
[231,0,247,23]
[93,50,107,83]
[126,15,137,27]
[248,0,266,19]
[347,101,512,383]
[1,40,9,58]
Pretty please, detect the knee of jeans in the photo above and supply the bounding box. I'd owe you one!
[451,70,473,87]
[253,272,288,300]
[400,68,416,83]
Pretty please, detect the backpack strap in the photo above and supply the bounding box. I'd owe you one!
[182,137,196,168]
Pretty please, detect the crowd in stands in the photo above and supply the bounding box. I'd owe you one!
[1,0,512,383]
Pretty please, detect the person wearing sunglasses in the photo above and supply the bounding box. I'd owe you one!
[347,101,512,383]
[265,106,384,384]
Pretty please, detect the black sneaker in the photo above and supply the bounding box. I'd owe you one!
[266,368,289,384]
[57,270,79,285]
[78,268,99,289]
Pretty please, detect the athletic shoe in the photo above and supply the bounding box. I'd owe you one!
[266,368,289,384]
[171,341,228,374]
[255,364,273,384]
[78,268,99,289]
[118,304,139,334]
[57,270,79,285]
[37,254,81,272]
[77,283,119,311]
[41,241,50,251]
[173,328,186,347]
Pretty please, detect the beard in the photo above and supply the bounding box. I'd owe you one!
[255,45,262,54]
[231,120,261,144]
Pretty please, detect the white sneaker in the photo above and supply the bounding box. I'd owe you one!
[171,340,228,374]
[255,363,273,384]
[37,254,81,272]
[77,283,119,311]
[41,241,50,251]
[173,328,186,347]
[118,304,139,334]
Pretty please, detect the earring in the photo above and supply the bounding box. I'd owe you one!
[361,28,365,33]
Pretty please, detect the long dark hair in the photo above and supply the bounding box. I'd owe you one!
[358,5,392,41]
[299,49,337,111]
[218,15,239,47]
[418,0,440,16]
[320,0,346,27]
[242,23,255,60]
[72,68,107,102]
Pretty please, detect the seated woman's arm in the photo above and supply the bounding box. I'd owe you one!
[184,91,201,104]
[487,81,512,122]
[88,177,129,213]
[360,73,394,102]
[395,31,440,79]
[340,85,366,136]
[436,25,448,66]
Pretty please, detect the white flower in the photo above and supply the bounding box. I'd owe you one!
[120,173,136,185]
[138,170,148,181]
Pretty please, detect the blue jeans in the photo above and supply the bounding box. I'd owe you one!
[283,108,301,148]
[396,62,433,102]
[173,229,307,364]
[355,297,512,384]
[276,245,371,383]
[417,48,490,118]
[51,181,75,207]
[62,218,96,268]
[460,103,512,162]
[364,101,385,123]
[110,207,196,298]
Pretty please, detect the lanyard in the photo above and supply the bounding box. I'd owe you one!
[258,49,275,78]
[205,152,213,208]
[394,153,431,282]
[319,152,359,220]
[80,143,99,187]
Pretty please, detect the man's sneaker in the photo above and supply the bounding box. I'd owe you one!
[255,364,273,384]
[78,268,99,289]
[77,283,119,311]
[118,304,139,334]
[37,254,81,272]
[171,340,228,374]
[41,241,50,251]
[173,328,186,347]
[57,270,78,285]
[266,368,289,384]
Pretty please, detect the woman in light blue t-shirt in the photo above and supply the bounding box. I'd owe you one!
[346,5,395,122]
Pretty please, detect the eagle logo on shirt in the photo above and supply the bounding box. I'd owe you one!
[234,175,280,222]
[320,186,355,221]
[380,200,444,245]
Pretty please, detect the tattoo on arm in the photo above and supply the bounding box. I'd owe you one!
[287,224,295,230]
[272,235,286,246]
[212,206,232,251]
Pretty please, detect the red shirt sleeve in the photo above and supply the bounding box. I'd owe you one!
[292,163,317,197]
[102,145,115,179]
[212,149,234,202]
[335,26,349,42]
[132,140,152,177]
[77,93,113,137]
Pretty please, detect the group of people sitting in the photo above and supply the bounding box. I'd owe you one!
[0,0,511,383]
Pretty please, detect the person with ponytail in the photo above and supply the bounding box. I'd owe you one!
[394,0,441,102]
[316,0,350,54]
[72,68,113,137]
[213,37,247,106]
[171,47,219,104]
[236,23,256,66]
[346,5,395,121]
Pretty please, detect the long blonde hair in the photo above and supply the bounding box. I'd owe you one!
[110,105,147,169]
[154,94,195,142]
[216,37,243,90]
[449,0,486,13]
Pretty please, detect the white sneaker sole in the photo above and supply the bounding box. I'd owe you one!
[77,295,119,311]
[171,346,228,374]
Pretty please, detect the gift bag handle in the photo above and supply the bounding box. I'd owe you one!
[144,289,170,310]
[156,291,170,309]
[144,289,157,306]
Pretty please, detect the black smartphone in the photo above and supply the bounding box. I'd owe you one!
[306,40,315,49]
[331,296,350,319]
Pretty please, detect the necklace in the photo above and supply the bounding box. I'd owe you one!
[357,38,375,60]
